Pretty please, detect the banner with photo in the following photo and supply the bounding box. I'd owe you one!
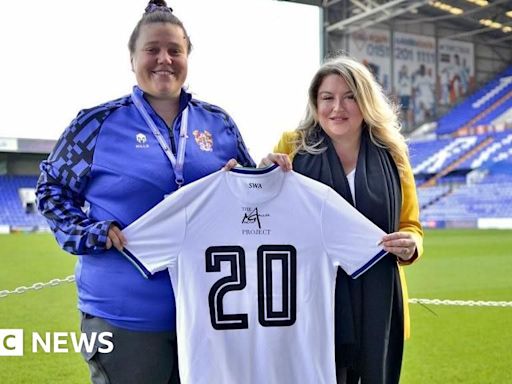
[348,28,392,92]
[438,39,475,106]
[393,32,436,128]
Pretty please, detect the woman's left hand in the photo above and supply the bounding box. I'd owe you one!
[380,231,417,262]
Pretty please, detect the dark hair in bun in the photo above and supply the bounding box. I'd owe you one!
[128,0,192,55]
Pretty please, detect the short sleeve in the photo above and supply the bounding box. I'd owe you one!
[322,188,387,278]
[122,190,188,278]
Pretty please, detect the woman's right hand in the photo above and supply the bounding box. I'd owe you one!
[106,224,127,252]
[259,153,292,172]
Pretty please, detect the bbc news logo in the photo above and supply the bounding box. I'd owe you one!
[0,329,113,356]
[0,329,23,356]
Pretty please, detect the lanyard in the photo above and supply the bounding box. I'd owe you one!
[131,90,189,188]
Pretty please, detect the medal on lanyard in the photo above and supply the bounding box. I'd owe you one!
[131,90,189,188]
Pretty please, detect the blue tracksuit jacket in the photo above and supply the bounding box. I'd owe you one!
[36,85,255,331]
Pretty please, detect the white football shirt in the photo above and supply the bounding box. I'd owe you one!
[122,165,387,384]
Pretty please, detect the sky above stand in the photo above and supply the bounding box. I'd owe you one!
[0,0,320,161]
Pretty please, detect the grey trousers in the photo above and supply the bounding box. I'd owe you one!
[80,312,180,384]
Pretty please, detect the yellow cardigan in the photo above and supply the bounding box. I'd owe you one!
[273,131,424,339]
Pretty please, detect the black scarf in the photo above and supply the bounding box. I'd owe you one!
[293,129,404,384]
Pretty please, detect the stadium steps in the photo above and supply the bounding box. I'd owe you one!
[457,131,512,170]
[420,182,512,221]
[420,136,494,187]
[418,185,454,211]
[457,90,512,135]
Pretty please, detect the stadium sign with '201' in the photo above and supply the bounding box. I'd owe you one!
[0,329,113,356]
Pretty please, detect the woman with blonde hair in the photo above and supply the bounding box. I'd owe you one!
[263,55,423,383]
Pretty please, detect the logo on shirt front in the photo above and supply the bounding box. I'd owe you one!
[242,207,262,228]
[135,133,149,149]
[241,207,270,235]
[192,130,213,152]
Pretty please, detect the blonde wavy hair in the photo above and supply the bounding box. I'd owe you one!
[293,55,409,174]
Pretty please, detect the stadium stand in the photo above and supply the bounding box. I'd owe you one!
[411,135,488,175]
[407,63,512,228]
[0,175,47,229]
[0,138,54,232]
[417,184,452,208]
[457,131,512,171]
[420,182,512,222]
[414,129,511,212]
[413,130,512,227]
[436,66,512,136]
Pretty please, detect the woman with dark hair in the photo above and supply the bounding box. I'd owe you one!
[36,1,254,382]
[262,55,423,384]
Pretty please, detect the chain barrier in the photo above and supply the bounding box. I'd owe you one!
[1,277,511,308]
[409,298,512,307]
[0,275,75,298]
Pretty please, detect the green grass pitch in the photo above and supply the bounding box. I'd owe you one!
[0,230,511,383]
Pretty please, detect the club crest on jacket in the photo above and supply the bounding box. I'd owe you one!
[192,129,213,152]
